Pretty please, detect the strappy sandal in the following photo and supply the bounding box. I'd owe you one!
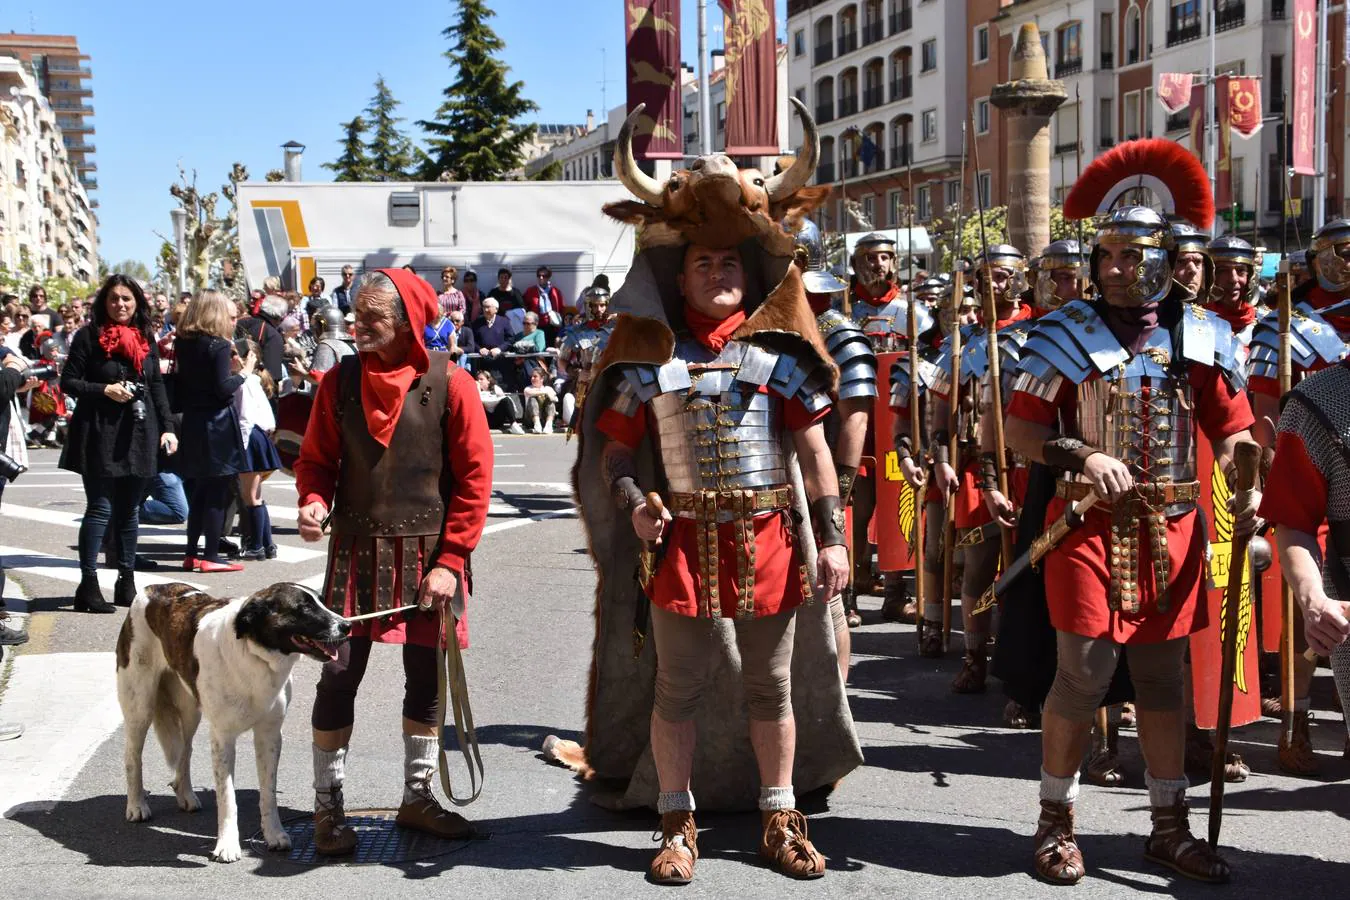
[918,625,945,659]
[951,651,988,694]
[1083,722,1123,786]
[649,811,697,885]
[1033,800,1084,885]
[760,809,825,879]
[1004,700,1038,730]
[1143,793,1231,883]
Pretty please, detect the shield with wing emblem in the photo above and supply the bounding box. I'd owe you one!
[873,350,917,573]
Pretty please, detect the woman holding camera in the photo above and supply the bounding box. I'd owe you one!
[174,291,249,573]
[59,275,177,613]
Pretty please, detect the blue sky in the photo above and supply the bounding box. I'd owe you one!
[11,0,786,270]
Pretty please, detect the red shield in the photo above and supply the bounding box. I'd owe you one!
[275,390,313,475]
[1189,441,1263,729]
[874,351,917,573]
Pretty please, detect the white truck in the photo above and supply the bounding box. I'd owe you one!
[236,180,637,306]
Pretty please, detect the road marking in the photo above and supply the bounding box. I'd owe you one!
[481,507,576,535]
[493,481,572,490]
[0,651,123,816]
[0,545,206,592]
[0,504,325,564]
[496,464,525,468]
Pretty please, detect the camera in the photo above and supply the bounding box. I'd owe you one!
[0,450,26,483]
[124,381,148,423]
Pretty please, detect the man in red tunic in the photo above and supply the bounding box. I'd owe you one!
[1006,199,1257,884]
[295,268,492,854]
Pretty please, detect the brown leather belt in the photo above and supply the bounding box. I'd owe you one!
[1055,480,1201,507]
[669,487,793,520]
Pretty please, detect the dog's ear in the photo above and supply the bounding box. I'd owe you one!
[234,597,269,640]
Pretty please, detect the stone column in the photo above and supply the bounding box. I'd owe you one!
[990,24,1068,256]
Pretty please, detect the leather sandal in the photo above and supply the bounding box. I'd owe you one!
[760,809,825,879]
[649,810,697,885]
[313,789,358,856]
[951,651,988,694]
[1004,700,1038,730]
[918,624,944,659]
[1033,799,1084,885]
[1223,751,1250,782]
[1083,721,1123,787]
[1143,792,1231,883]
[1278,710,1320,776]
[396,787,476,840]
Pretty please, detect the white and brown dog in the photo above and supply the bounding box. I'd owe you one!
[116,582,349,863]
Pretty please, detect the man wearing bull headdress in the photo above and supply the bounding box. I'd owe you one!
[1246,218,1350,774]
[1004,141,1259,885]
[551,100,861,885]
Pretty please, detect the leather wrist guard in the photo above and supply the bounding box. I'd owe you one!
[979,452,999,491]
[1042,436,1099,473]
[894,433,914,461]
[836,464,859,507]
[612,476,645,513]
[811,495,848,549]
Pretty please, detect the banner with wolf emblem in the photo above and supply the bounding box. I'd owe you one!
[874,350,917,573]
[625,0,683,159]
[719,0,779,156]
[1189,440,1262,729]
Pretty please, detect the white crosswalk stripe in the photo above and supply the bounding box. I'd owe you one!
[0,544,206,593]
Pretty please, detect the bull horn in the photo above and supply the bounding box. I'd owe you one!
[764,97,818,201]
[613,103,665,206]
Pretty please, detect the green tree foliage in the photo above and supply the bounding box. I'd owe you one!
[419,0,539,181]
[322,115,373,182]
[935,206,1100,270]
[109,259,152,282]
[364,76,419,181]
[529,160,563,181]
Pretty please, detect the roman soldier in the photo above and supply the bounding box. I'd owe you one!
[1004,141,1257,886]
[557,285,615,428]
[929,244,1034,690]
[560,104,862,884]
[791,217,878,648]
[1246,218,1350,774]
[850,232,901,323]
[1171,221,1212,301]
[1033,238,1090,312]
[1205,235,1260,347]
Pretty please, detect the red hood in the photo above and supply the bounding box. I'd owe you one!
[359,268,439,447]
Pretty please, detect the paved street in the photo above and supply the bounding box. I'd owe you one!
[0,438,1347,899]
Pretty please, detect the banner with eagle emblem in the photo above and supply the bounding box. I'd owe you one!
[625,1,683,159]
[719,0,779,155]
[873,350,917,573]
[1189,440,1263,729]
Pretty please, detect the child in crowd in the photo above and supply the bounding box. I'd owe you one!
[232,337,280,560]
[521,366,557,434]
[476,369,524,434]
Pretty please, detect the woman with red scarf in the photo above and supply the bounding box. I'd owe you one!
[59,275,178,612]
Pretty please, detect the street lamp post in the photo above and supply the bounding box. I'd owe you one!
[169,207,187,295]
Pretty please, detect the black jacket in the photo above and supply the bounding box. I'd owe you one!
[58,324,174,479]
[0,356,22,450]
[236,315,284,384]
[172,334,247,479]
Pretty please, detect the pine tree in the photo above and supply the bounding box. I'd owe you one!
[363,76,419,181]
[322,115,373,182]
[419,0,539,181]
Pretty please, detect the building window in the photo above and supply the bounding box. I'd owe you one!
[793,29,806,57]
[1142,87,1153,136]
[1055,22,1082,76]
[917,184,931,221]
[945,179,960,211]
[975,98,990,135]
[974,25,989,64]
[889,189,904,226]
[1054,103,1080,155]
[921,108,937,142]
[1125,7,1142,65]
[1099,96,1114,147]
[862,195,876,226]
[1270,55,1285,113]
[1124,90,1141,140]
[976,171,992,209]
[716,100,726,131]
[921,39,937,72]
[795,87,807,106]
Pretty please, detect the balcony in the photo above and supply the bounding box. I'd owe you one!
[1127,47,1140,65]
[1215,1,1245,32]
[817,162,835,184]
[47,63,91,76]
[1099,134,1115,149]
[841,159,859,179]
[1100,52,1114,70]
[838,94,859,117]
[1167,22,1202,46]
[863,86,885,110]
[1165,110,1190,132]
[80,177,98,190]
[1054,141,1079,156]
[816,101,835,124]
[837,31,858,57]
[63,141,95,153]
[1056,57,1083,78]
[863,21,884,46]
[890,75,913,102]
[77,161,97,173]
[891,143,912,168]
[51,101,94,113]
[814,42,833,65]
[889,9,912,34]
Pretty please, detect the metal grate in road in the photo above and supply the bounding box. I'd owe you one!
[249,809,475,865]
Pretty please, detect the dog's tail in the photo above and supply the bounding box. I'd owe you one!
[151,673,196,771]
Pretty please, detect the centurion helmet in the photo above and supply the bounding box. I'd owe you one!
[1310,218,1350,293]
[1034,238,1088,309]
[852,231,898,280]
[315,305,349,341]
[583,285,612,319]
[790,218,849,294]
[973,243,1029,299]
[1064,139,1215,307]
[1207,234,1260,306]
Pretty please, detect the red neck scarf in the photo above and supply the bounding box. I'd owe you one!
[853,281,899,305]
[99,324,149,375]
[1204,300,1256,332]
[360,268,437,447]
[685,304,747,353]
[988,303,1033,330]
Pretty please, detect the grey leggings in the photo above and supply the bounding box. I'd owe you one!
[652,605,796,723]
[1045,631,1188,723]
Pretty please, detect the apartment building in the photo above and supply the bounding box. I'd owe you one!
[786,0,969,233]
[0,33,96,208]
[0,56,98,282]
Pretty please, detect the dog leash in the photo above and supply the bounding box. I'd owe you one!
[340,602,485,806]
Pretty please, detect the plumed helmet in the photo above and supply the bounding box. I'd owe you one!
[1310,218,1350,293]
[789,218,849,294]
[315,305,349,341]
[1084,206,1174,306]
[1207,234,1259,306]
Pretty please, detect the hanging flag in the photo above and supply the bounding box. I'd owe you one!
[1291,0,1317,175]
[858,134,878,167]
[1189,82,1207,165]
[1157,73,1195,113]
[625,0,683,160]
[719,0,779,155]
[1228,77,1263,139]
[1216,75,1233,210]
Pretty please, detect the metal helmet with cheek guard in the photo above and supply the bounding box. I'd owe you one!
[789,217,849,294]
[1034,238,1088,309]
[583,286,612,320]
[852,231,898,283]
[973,243,1029,301]
[315,305,349,341]
[1089,207,1176,306]
[1206,234,1260,307]
[1311,218,1350,293]
[913,276,946,308]
[1170,220,1213,298]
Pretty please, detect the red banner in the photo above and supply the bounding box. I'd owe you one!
[1292,0,1317,174]
[719,0,779,156]
[1228,77,1263,139]
[625,0,683,160]
[1189,83,1207,165]
[1157,73,1195,114]
[1216,75,1233,210]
